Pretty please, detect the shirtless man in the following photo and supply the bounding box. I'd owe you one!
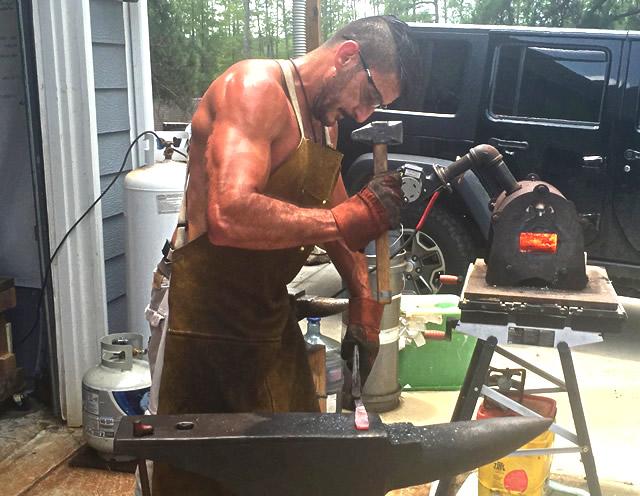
[150,16,417,495]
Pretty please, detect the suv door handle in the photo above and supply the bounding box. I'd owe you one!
[489,138,530,151]
[583,155,605,169]
[624,149,640,161]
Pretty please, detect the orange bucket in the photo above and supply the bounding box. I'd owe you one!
[477,395,556,495]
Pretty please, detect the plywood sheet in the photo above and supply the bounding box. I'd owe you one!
[23,463,136,496]
[462,260,619,311]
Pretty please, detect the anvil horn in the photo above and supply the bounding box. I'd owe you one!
[384,416,551,491]
[115,413,551,496]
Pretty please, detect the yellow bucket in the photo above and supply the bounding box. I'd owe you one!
[477,395,556,495]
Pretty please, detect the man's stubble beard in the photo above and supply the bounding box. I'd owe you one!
[311,67,357,127]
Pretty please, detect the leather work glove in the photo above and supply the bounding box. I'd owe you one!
[341,296,385,388]
[331,171,402,251]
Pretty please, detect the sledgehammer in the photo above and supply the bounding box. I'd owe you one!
[351,121,403,304]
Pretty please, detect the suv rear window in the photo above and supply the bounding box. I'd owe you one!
[490,45,608,123]
[392,38,470,115]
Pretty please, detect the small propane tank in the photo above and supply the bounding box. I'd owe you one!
[82,333,151,460]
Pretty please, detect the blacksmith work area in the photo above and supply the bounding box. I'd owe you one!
[2,1,640,496]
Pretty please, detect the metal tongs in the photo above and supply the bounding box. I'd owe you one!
[352,347,369,430]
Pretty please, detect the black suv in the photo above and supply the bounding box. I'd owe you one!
[339,23,640,296]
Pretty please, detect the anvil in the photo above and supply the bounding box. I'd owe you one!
[115,412,550,495]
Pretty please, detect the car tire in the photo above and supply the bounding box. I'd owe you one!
[400,203,478,295]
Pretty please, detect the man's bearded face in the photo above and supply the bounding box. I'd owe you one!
[312,65,361,127]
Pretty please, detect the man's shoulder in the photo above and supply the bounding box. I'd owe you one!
[199,59,290,136]
[214,59,286,102]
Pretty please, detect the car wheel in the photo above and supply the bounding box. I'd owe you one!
[400,204,478,295]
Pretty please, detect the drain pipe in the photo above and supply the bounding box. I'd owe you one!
[292,0,307,57]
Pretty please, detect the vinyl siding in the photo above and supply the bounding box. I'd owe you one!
[90,0,131,332]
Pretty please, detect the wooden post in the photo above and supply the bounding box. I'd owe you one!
[306,0,321,51]
[373,144,392,304]
[0,278,21,402]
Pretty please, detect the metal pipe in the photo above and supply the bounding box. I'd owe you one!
[471,144,521,195]
[441,144,520,195]
[292,0,307,57]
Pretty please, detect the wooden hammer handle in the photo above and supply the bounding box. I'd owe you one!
[373,143,391,304]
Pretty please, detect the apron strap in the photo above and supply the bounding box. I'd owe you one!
[276,59,306,144]
[170,59,323,257]
[163,143,191,260]
[173,165,190,251]
[323,127,333,148]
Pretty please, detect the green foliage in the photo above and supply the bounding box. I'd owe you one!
[149,0,639,110]
[150,0,298,110]
[384,0,436,23]
[468,0,640,28]
[321,0,357,40]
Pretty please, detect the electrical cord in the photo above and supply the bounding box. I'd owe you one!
[17,130,183,347]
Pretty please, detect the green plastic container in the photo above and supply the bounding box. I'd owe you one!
[398,295,476,391]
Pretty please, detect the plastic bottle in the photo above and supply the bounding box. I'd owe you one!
[305,317,344,413]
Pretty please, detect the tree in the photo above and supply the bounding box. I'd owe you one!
[384,0,438,22]
[148,0,194,111]
[243,0,251,57]
[321,0,356,40]
[468,0,640,29]
[148,0,639,116]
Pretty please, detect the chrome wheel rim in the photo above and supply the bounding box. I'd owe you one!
[401,229,446,294]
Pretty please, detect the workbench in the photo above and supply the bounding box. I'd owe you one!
[434,261,625,496]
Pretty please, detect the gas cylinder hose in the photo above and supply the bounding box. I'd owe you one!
[17,131,184,348]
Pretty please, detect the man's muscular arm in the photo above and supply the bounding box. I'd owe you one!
[205,62,340,249]
[323,176,371,298]
[327,175,386,388]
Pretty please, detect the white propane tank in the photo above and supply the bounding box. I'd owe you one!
[82,333,151,460]
[124,159,187,341]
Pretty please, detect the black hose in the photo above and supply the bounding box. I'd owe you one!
[16,131,178,347]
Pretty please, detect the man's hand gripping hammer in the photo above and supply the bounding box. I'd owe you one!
[351,121,403,304]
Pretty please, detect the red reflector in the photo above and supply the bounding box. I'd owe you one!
[519,232,557,253]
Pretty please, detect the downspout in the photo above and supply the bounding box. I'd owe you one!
[292,0,307,57]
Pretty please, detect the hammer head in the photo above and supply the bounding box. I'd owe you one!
[351,121,403,146]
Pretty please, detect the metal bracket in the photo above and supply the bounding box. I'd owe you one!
[457,322,603,348]
[481,386,578,445]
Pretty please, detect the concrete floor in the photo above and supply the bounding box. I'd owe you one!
[1,260,638,495]
[289,262,640,494]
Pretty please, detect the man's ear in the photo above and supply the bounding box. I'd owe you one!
[334,40,360,70]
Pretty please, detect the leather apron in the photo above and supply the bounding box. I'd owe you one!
[151,60,343,496]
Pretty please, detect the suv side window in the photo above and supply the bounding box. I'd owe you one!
[393,39,470,115]
[490,45,608,123]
